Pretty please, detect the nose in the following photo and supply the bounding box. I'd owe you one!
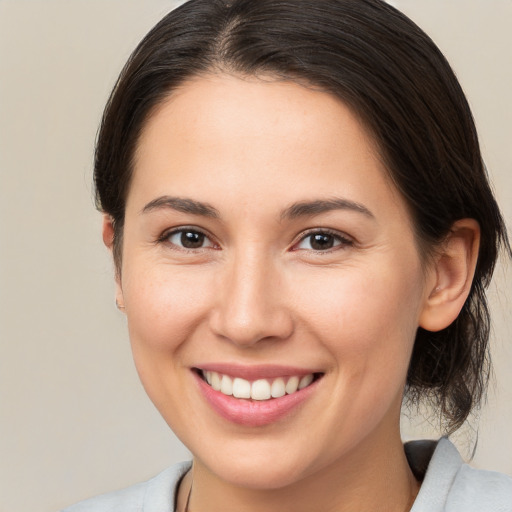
[209,251,294,347]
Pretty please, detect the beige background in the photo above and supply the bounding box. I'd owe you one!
[0,1,510,511]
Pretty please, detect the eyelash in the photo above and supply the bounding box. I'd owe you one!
[292,229,354,253]
[157,227,218,252]
[157,227,354,253]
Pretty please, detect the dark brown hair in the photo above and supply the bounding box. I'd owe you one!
[94,0,510,433]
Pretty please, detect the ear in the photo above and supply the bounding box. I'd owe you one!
[419,219,480,332]
[102,215,125,311]
[102,214,115,249]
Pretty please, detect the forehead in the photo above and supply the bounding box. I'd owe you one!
[137,73,377,157]
[129,73,405,223]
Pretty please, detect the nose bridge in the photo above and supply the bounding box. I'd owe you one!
[210,246,293,346]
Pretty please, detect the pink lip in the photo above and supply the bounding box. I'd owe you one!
[196,363,319,381]
[193,370,321,427]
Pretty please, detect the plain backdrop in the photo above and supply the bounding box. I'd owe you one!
[0,1,511,511]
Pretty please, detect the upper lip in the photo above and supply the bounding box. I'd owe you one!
[194,363,322,381]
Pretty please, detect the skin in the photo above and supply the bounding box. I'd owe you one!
[104,74,480,512]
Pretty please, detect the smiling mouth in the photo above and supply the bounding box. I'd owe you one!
[197,370,322,401]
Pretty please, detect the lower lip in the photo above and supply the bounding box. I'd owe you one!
[193,371,320,427]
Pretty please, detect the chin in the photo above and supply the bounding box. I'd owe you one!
[204,454,315,490]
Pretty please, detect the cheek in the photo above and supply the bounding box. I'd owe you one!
[295,261,423,377]
[120,259,218,420]
[295,264,424,441]
[121,258,216,355]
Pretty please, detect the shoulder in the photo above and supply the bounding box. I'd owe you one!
[410,438,512,512]
[60,461,191,512]
[447,463,512,511]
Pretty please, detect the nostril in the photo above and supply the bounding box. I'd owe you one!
[209,312,295,348]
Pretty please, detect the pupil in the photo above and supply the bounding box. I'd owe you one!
[311,234,334,250]
[181,231,204,249]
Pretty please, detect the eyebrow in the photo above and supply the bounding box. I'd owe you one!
[141,196,220,218]
[141,195,374,221]
[280,198,375,220]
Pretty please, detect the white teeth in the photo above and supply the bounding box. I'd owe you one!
[232,377,251,399]
[220,374,233,395]
[211,372,221,391]
[251,379,271,400]
[285,376,300,394]
[271,378,286,398]
[203,371,315,400]
[299,374,314,389]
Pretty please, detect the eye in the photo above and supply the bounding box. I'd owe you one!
[294,230,352,251]
[164,228,216,250]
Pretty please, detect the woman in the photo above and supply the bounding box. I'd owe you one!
[63,0,511,510]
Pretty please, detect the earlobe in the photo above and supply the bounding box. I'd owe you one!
[115,283,126,313]
[419,219,480,332]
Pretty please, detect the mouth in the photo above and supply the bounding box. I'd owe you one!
[197,369,320,401]
[193,366,323,426]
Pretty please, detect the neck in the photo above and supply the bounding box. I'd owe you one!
[180,432,419,512]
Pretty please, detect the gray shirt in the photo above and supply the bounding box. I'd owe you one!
[62,438,512,511]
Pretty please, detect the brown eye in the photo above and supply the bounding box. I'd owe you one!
[167,229,214,249]
[295,230,352,251]
[309,233,336,250]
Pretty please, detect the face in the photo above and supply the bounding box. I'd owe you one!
[116,74,433,489]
